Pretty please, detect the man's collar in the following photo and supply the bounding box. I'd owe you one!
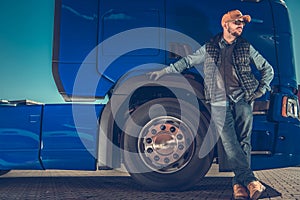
[220,37,237,46]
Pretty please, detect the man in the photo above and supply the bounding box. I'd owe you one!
[148,10,274,200]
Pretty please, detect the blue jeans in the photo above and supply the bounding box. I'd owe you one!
[212,99,257,187]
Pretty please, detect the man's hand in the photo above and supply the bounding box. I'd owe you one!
[249,90,264,102]
[147,69,167,81]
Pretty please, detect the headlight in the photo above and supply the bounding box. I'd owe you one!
[281,96,300,119]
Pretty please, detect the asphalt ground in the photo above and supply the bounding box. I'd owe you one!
[0,164,299,200]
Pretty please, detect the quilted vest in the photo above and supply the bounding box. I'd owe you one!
[204,34,259,102]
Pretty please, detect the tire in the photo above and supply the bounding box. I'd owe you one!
[122,98,214,191]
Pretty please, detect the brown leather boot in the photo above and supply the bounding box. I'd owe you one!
[247,181,266,200]
[233,184,249,200]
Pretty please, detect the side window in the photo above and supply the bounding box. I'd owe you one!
[96,1,166,84]
[101,9,161,56]
[54,0,99,63]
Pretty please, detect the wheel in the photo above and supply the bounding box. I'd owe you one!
[122,98,214,191]
[0,170,10,176]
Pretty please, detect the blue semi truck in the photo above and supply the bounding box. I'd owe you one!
[1,0,300,190]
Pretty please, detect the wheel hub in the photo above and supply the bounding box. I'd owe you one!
[142,118,189,167]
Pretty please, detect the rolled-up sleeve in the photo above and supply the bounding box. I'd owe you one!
[250,45,274,93]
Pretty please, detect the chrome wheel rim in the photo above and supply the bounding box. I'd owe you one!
[138,116,195,174]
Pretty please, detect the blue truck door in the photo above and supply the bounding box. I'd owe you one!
[0,103,43,169]
[53,0,166,100]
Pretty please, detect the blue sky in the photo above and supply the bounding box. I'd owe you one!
[0,0,61,103]
[0,0,299,103]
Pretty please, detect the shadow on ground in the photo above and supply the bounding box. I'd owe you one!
[0,176,281,200]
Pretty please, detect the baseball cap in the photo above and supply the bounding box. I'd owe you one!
[221,10,251,26]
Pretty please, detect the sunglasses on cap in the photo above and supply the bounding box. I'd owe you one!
[228,19,246,26]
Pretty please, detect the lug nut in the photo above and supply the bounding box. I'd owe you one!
[160,125,166,130]
[173,153,179,159]
[151,129,157,135]
[177,134,183,140]
[146,138,152,144]
[178,144,184,150]
[147,148,153,154]
[164,158,170,164]
[170,126,176,133]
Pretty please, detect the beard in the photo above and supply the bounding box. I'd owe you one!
[228,27,242,37]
